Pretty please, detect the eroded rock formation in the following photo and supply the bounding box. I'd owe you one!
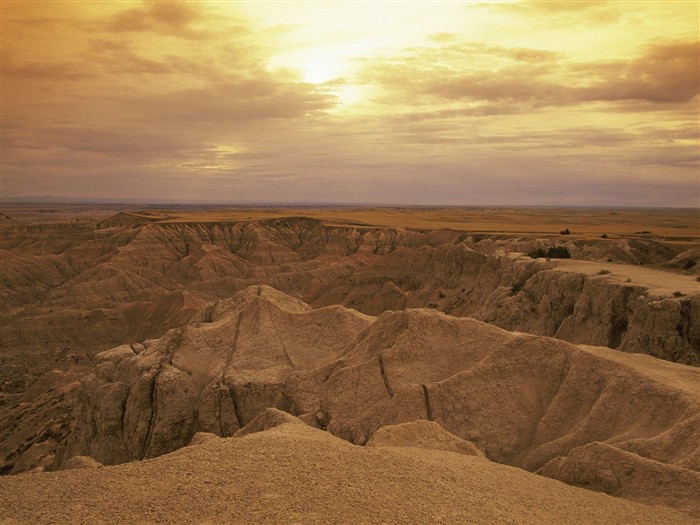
[2,215,698,477]
[55,286,371,464]
[55,286,700,517]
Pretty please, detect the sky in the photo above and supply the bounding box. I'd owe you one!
[1,1,699,206]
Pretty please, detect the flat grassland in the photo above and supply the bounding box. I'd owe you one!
[3,204,699,239]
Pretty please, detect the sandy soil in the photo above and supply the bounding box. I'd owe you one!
[553,259,700,296]
[578,344,700,394]
[0,422,694,525]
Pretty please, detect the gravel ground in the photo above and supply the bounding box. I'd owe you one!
[0,422,694,525]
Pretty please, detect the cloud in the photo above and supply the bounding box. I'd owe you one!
[355,42,565,106]
[1,52,94,81]
[496,0,625,25]
[357,37,700,110]
[1,1,697,207]
[103,2,206,39]
[1,2,338,146]
[134,80,336,122]
[525,1,607,12]
[578,41,700,104]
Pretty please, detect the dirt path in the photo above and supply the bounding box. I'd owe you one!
[553,259,700,296]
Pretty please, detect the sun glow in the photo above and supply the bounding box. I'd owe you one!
[2,0,698,205]
[297,54,343,84]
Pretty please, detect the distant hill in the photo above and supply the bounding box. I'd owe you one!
[1,195,166,205]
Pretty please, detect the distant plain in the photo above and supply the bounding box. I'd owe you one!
[4,204,699,238]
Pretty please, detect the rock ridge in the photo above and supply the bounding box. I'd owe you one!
[54,286,700,517]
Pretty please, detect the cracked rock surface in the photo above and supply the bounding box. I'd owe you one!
[53,285,700,518]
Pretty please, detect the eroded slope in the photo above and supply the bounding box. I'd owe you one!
[0,417,694,525]
[1,214,698,478]
[55,286,700,517]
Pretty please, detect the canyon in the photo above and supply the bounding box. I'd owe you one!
[0,205,698,522]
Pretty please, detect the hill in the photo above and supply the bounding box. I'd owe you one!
[47,286,700,518]
[0,414,694,524]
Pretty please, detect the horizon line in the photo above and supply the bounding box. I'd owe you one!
[1,198,699,211]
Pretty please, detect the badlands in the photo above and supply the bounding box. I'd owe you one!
[0,205,699,524]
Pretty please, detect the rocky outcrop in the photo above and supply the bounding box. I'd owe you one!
[538,442,700,519]
[366,420,485,457]
[188,432,218,446]
[619,295,700,364]
[474,257,700,365]
[56,286,700,516]
[292,308,699,471]
[62,455,102,470]
[3,217,697,371]
[3,218,698,474]
[55,286,371,465]
[233,407,307,438]
[0,370,82,475]
[663,246,700,274]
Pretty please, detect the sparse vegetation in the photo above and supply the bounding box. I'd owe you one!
[560,228,570,235]
[528,246,571,259]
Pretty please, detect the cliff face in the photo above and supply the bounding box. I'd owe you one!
[472,256,700,365]
[2,216,697,368]
[55,286,700,517]
[56,286,372,464]
[2,217,698,477]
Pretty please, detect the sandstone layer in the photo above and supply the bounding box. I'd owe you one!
[54,286,700,518]
[1,210,697,487]
[2,216,697,383]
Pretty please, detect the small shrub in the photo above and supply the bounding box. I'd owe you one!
[673,291,684,297]
[601,233,608,239]
[527,248,547,259]
[560,228,570,235]
[528,246,571,259]
[548,246,571,259]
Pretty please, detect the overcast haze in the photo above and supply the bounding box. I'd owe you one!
[1,1,699,206]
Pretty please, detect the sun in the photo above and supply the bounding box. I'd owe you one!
[292,55,371,112]
[297,53,343,85]
[271,49,370,111]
